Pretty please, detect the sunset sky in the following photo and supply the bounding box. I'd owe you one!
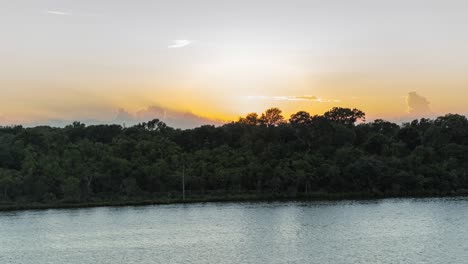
[1,0,468,128]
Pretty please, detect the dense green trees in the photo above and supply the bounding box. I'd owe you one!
[0,107,467,204]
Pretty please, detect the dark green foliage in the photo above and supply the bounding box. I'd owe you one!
[324,107,366,125]
[1,107,467,204]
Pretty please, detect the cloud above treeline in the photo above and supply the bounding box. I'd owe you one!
[0,106,224,129]
[0,93,439,128]
[406,92,431,115]
[114,106,224,129]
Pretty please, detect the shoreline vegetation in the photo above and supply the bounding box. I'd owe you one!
[1,107,468,212]
[1,191,468,212]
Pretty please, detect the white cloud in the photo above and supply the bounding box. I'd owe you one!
[46,10,72,16]
[168,40,192,49]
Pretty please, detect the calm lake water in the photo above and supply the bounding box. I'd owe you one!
[1,198,467,264]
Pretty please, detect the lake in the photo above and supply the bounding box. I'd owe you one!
[1,198,467,264]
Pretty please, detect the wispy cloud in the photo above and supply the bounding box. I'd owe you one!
[168,40,192,49]
[46,10,72,16]
[247,95,340,103]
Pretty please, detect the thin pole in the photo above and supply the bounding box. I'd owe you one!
[182,159,186,201]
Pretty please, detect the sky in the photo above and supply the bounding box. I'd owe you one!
[1,0,468,128]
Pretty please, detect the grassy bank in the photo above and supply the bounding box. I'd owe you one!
[1,191,468,212]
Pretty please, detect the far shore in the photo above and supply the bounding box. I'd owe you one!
[1,191,467,212]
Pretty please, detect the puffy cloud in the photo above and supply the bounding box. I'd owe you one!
[406,92,431,115]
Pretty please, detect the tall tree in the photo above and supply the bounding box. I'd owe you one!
[324,107,365,125]
[259,108,285,127]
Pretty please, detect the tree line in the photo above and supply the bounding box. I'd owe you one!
[1,107,468,204]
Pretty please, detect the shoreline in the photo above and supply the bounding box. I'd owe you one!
[1,191,468,212]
